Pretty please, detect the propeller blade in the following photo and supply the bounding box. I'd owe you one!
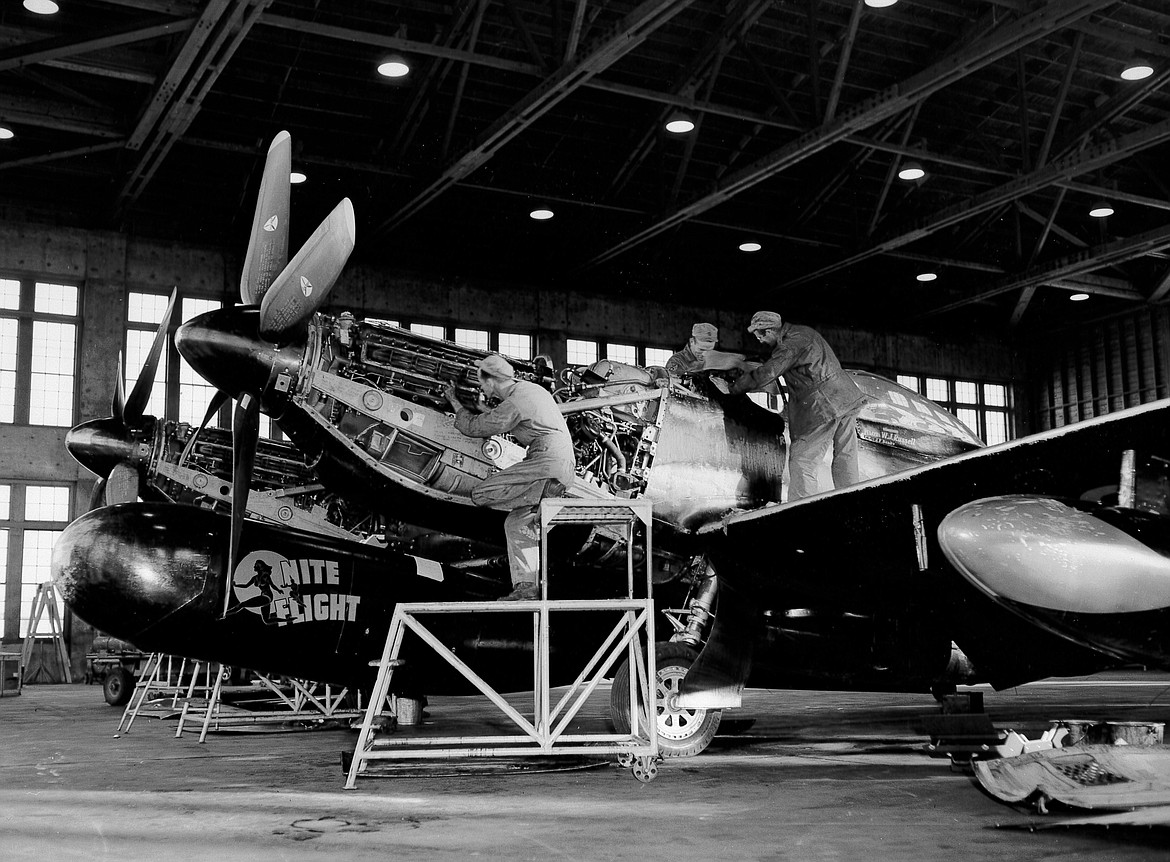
[104,462,141,505]
[124,289,177,424]
[87,478,107,512]
[226,393,260,614]
[111,351,127,426]
[179,389,229,467]
[258,197,355,342]
[240,131,292,305]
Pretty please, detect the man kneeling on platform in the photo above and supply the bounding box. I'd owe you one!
[443,354,577,601]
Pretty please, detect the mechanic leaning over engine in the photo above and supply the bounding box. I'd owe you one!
[730,311,865,500]
[443,354,576,601]
[665,322,719,379]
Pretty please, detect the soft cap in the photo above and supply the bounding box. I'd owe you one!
[691,322,718,341]
[747,310,782,333]
[476,353,515,379]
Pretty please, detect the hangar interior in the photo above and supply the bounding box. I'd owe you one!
[1,0,1169,711]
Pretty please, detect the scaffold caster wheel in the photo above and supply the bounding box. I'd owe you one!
[616,752,635,768]
[631,756,658,783]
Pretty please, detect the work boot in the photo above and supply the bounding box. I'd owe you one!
[498,582,540,602]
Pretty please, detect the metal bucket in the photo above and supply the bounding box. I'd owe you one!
[395,696,424,726]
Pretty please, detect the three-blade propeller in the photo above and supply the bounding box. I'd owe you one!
[66,290,177,509]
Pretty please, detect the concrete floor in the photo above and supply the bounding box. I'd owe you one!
[2,673,1169,861]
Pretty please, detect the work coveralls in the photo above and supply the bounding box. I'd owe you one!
[731,322,865,500]
[664,344,702,377]
[455,380,576,587]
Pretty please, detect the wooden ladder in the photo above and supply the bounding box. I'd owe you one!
[20,582,72,684]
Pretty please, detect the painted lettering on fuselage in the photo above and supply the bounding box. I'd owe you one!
[231,550,361,627]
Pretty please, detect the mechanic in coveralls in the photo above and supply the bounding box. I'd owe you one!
[443,354,576,601]
[729,311,865,500]
[664,322,718,379]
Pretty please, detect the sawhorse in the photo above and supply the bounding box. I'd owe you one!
[21,582,72,684]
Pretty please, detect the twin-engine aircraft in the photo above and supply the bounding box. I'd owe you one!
[53,133,1170,757]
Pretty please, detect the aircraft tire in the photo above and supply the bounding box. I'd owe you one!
[103,666,134,706]
[610,642,722,758]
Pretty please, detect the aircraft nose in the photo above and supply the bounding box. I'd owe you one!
[65,416,139,478]
[174,306,278,399]
[938,495,1170,614]
[51,504,215,642]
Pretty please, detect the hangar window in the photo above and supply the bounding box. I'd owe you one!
[0,483,70,640]
[0,278,79,427]
[897,374,1013,445]
[410,323,446,340]
[644,347,673,368]
[455,328,489,350]
[498,332,531,361]
[606,343,637,365]
[566,339,598,366]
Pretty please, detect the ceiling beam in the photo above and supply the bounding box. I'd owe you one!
[782,112,1170,290]
[585,0,1115,269]
[0,18,192,73]
[372,0,695,238]
[0,90,123,137]
[921,222,1170,319]
[115,0,272,210]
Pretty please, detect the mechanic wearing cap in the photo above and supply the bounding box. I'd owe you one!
[730,311,865,500]
[665,322,719,379]
[443,354,576,601]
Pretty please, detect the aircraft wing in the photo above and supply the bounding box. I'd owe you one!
[682,397,1170,707]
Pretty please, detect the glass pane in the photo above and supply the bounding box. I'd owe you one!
[925,378,949,402]
[0,278,19,310]
[125,329,167,417]
[128,292,169,325]
[498,333,532,361]
[0,318,16,423]
[20,530,63,637]
[984,411,1008,445]
[25,486,69,521]
[34,282,78,317]
[984,383,1007,408]
[0,529,7,638]
[181,297,221,323]
[454,328,489,350]
[956,408,980,437]
[29,321,76,426]
[0,484,9,519]
[410,323,445,340]
[896,375,920,392]
[606,343,636,365]
[644,347,673,368]
[955,380,978,404]
[566,339,598,366]
[179,355,220,426]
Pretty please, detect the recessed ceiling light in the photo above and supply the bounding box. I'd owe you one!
[739,241,762,252]
[23,0,59,13]
[1088,201,1114,218]
[897,161,925,181]
[1069,292,1090,302]
[290,171,307,184]
[916,272,938,282]
[664,111,695,134]
[377,56,410,78]
[529,208,554,220]
[0,127,13,140]
[864,0,898,7]
[1120,56,1154,81]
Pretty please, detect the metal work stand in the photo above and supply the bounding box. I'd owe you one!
[119,653,216,732]
[344,498,658,787]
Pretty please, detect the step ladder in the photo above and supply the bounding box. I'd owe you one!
[20,582,72,684]
[175,672,364,743]
[345,498,660,787]
[119,654,216,732]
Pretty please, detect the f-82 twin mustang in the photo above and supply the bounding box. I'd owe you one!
[54,133,1170,757]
